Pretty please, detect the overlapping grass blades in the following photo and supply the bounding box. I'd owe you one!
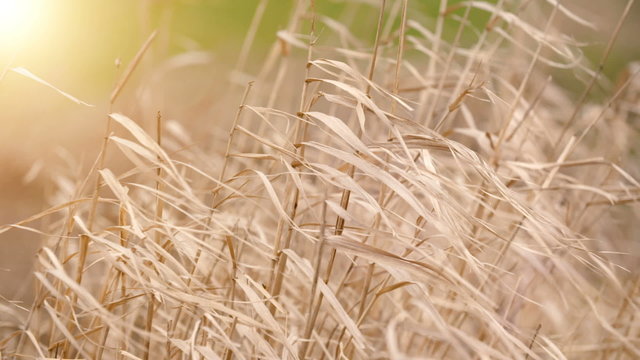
[1,0,639,359]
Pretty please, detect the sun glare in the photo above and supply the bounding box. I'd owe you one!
[0,0,42,48]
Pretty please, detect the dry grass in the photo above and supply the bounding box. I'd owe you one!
[1,0,639,359]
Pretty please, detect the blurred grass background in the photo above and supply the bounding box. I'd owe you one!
[0,0,638,302]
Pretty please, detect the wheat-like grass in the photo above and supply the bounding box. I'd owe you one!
[1,0,639,359]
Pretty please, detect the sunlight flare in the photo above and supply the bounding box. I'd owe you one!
[0,0,43,47]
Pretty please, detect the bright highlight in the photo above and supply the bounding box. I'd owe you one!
[0,0,42,47]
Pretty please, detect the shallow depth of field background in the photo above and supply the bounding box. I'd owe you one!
[0,0,638,309]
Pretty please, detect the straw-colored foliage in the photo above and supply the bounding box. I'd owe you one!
[1,0,639,359]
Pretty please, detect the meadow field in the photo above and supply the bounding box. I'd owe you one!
[1,0,639,358]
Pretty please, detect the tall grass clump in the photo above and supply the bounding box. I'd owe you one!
[1,0,639,359]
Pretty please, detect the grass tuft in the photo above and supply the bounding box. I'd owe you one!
[1,0,639,359]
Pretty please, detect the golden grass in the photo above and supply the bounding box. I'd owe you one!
[1,0,639,359]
